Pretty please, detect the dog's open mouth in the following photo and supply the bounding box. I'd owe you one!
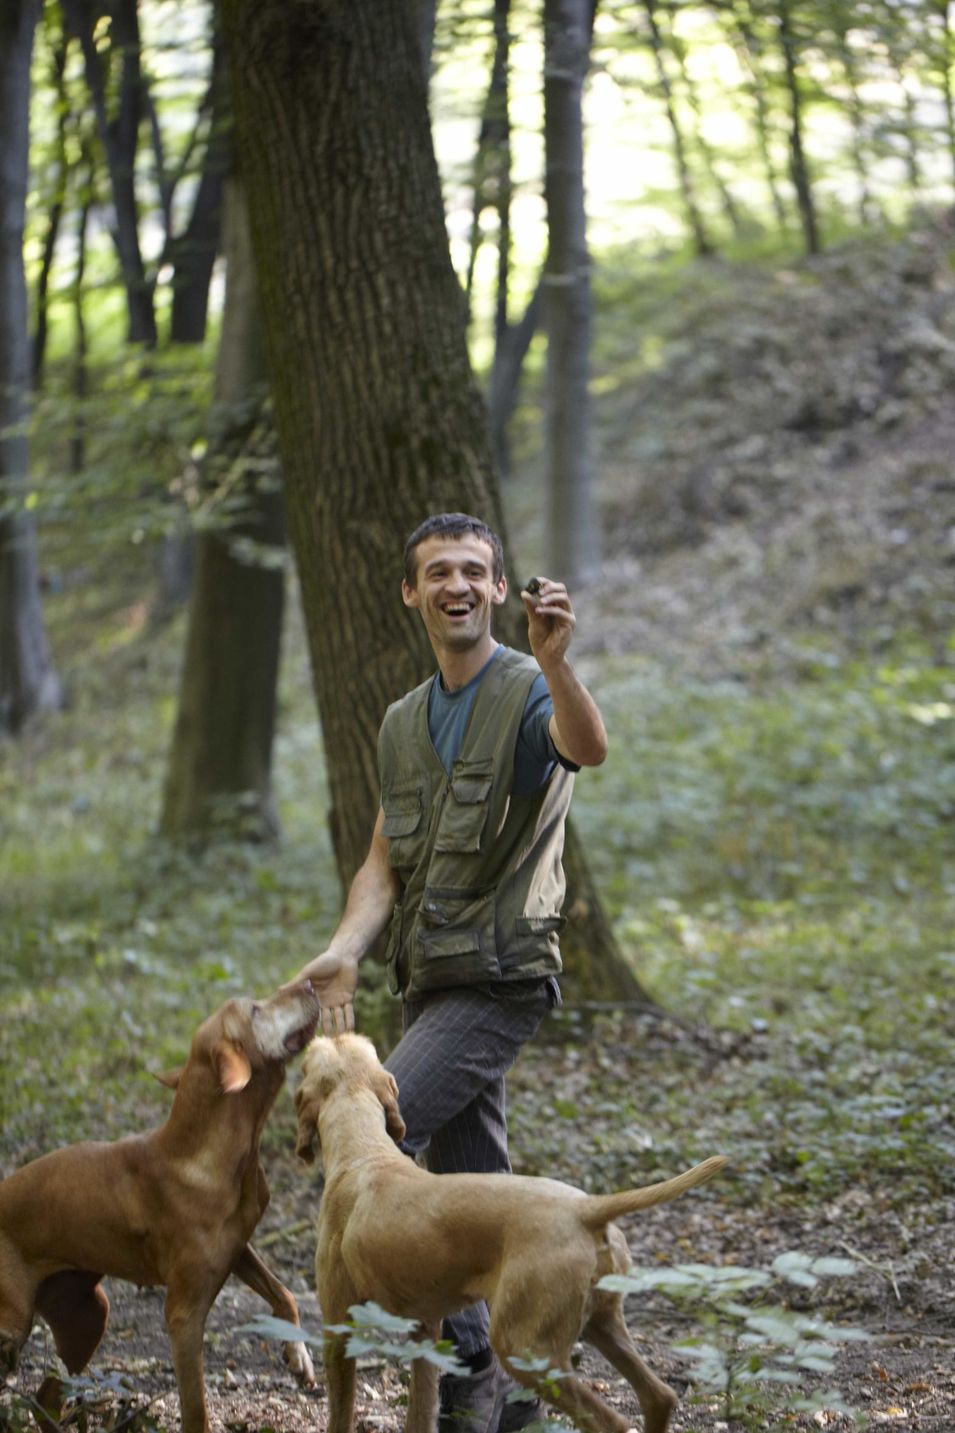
[284,1015,319,1055]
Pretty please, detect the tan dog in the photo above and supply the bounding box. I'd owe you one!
[294,1033,728,1433]
[0,982,322,1433]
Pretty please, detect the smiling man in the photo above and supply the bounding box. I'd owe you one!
[296,512,607,1433]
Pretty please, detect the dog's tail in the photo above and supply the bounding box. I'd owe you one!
[579,1155,728,1229]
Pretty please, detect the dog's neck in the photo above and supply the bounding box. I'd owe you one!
[157,1063,282,1165]
[318,1087,404,1174]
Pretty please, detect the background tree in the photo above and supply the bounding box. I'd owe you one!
[0,0,61,737]
[160,176,285,842]
[219,0,652,1006]
[543,0,601,584]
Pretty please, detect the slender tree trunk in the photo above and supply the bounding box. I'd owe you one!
[832,13,877,227]
[777,0,820,255]
[490,280,542,481]
[643,0,714,256]
[936,0,955,196]
[543,0,600,585]
[668,20,746,237]
[32,23,69,389]
[219,0,653,1005]
[70,166,91,476]
[727,4,788,231]
[168,37,229,344]
[0,0,61,735]
[61,0,156,345]
[464,0,511,321]
[160,177,285,842]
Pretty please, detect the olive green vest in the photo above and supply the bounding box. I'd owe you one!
[378,647,573,1001]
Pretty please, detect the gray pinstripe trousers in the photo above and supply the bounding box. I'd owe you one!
[383,980,554,1358]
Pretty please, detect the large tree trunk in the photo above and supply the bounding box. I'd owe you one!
[0,0,61,737]
[543,0,600,586]
[160,178,284,842]
[219,0,654,1007]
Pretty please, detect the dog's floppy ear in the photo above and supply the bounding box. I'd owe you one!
[294,1081,321,1164]
[215,1041,252,1094]
[373,1069,407,1145]
[153,1066,183,1090]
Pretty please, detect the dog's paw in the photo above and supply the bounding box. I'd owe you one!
[284,1339,316,1387]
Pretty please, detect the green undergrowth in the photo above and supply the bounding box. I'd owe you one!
[1,583,953,1213]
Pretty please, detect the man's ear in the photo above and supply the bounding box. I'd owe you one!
[294,1083,321,1164]
[491,576,507,606]
[153,1066,183,1091]
[214,1041,252,1094]
[401,579,420,610]
[373,1069,407,1145]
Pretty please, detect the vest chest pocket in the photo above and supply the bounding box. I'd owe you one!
[434,759,494,854]
[381,783,424,866]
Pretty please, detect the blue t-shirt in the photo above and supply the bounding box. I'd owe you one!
[427,647,577,798]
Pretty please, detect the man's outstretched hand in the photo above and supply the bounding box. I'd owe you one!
[291,950,358,1036]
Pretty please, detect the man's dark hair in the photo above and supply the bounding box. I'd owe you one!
[403,513,505,586]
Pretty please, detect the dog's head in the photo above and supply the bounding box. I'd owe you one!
[294,1033,406,1163]
[158,981,322,1096]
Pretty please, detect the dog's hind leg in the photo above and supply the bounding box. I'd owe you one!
[492,1289,630,1433]
[584,1299,677,1433]
[34,1270,109,1375]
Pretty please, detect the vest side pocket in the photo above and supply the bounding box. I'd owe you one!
[405,888,501,996]
[433,758,494,854]
[381,782,424,867]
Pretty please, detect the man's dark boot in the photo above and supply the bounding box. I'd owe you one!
[497,1377,543,1433]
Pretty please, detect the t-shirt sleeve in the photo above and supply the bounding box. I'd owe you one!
[513,672,580,796]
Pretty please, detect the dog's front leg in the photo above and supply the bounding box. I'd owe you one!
[164,1278,214,1433]
[232,1245,316,1387]
[407,1321,441,1433]
[324,1326,357,1433]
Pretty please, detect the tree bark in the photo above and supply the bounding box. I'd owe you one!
[160,177,285,842]
[543,0,600,586]
[0,0,61,736]
[219,0,653,1006]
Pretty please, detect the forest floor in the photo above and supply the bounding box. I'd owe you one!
[2,218,955,1431]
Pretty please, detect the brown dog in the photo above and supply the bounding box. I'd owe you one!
[294,1033,728,1433]
[0,982,323,1433]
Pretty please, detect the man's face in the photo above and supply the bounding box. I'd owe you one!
[402,535,507,653]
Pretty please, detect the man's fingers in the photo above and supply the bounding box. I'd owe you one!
[319,1001,354,1038]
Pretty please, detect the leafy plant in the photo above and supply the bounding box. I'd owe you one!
[241,1302,466,1375]
[0,1370,164,1432]
[599,1253,869,1429]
